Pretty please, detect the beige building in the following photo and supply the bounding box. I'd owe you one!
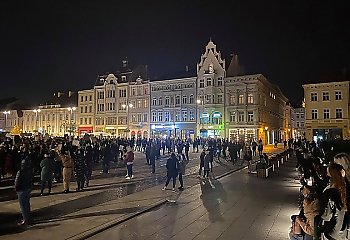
[225,74,288,144]
[1,110,22,133]
[293,107,305,138]
[22,104,77,136]
[303,81,350,140]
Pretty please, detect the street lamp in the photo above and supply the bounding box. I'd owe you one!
[67,107,77,137]
[122,103,133,138]
[33,109,41,133]
[2,111,10,132]
[196,99,204,137]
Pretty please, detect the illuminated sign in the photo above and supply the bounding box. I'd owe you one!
[151,125,175,130]
[212,113,222,118]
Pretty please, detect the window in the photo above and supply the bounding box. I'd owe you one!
[152,112,157,122]
[80,107,83,113]
[206,77,212,86]
[238,94,244,104]
[238,111,244,122]
[189,94,194,104]
[80,96,84,102]
[296,121,300,127]
[98,91,104,99]
[247,111,254,122]
[218,77,223,86]
[182,110,187,121]
[230,112,235,122]
[137,86,142,95]
[176,111,181,121]
[143,114,148,122]
[311,109,318,119]
[131,88,136,96]
[175,96,180,105]
[310,93,317,101]
[152,98,157,106]
[85,96,88,101]
[119,89,127,97]
[230,95,235,105]
[158,97,163,106]
[137,114,142,122]
[144,86,148,95]
[121,76,126,81]
[137,100,142,109]
[217,94,223,104]
[143,99,148,108]
[89,106,92,112]
[189,110,195,121]
[164,111,170,121]
[199,79,204,88]
[80,118,83,124]
[89,118,92,124]
[158,112,163,122]
[335,91,342,100]
[322,92,330,101]
[323,109,330,119]
[182,95,187,104]
[336,108,343,119]
[248,94,254,104]
[85,106,88,113]
[206,95,211,104]
[301,114,304,119]
[165,97,170,106]
[212,112,222,124]
[89,95,92,101]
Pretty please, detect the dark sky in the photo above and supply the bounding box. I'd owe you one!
[1,0,349,106]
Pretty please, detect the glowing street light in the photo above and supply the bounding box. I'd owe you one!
[2,111,10,131]
[122,103,133,138]
[67,107,77,136]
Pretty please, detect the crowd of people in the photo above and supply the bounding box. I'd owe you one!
[289,140,350,240]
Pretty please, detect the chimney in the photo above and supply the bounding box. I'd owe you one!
[185,65,189,72]
[57,92,62,98]
[68,91,73,97]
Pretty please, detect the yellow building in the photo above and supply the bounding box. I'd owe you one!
[303,81,350,141]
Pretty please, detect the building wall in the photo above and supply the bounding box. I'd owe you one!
[22,105,77,136]
[150,77,197,139]
[225,74,287,144]
[303,81,350,140]
[293,107,305,138]
[77,89,94,135]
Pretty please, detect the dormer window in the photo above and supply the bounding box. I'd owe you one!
[208,64,214,74]
[121,76,126,81]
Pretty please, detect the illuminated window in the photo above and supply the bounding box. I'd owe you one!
[248,94,254,104]
[247,111,254,122]
[238,94,244,104]
[158,112,163,122]
[230,112,236,122]
[189,110,195,121]
[206,77,212,86]
[199,79,204,88]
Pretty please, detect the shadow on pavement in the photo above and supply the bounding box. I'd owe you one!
[200,178,227,223]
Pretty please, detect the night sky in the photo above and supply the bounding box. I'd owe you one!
[1,0,349,106]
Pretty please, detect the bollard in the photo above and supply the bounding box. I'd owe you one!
[277,160,280,168]
[272,164,275,172]
[281,157,284,164]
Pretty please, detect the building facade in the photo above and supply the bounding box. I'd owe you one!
[303,81,350,141]
[150,77,197,139]
[293,107,305,138]
[225,74,288,144]
[22,104,77,136]
[77,89,94,135]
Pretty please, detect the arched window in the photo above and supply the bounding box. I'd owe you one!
[212,112,222,125]
[200,112,210,124]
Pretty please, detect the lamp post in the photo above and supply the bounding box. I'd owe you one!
[197,99,204,138]
[264,126,269,145]
[2,111,10,132]
[122,103,133,138]
[67,107,76,137]
[33,109,41,133]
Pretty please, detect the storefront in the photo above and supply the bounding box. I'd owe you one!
[78,126,93,136]
[229,128,258,142]
[151,123,196,140]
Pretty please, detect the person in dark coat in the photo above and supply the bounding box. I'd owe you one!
[177,153,188,191]
[15,157,33,226]
[40,151,55,195]
[84,143,93,187]
[198,150,206,177]
[162,153,178,192]
[74,148,87,191]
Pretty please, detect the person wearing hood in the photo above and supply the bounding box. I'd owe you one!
[14,158,33,226]
[40,151,55,195]
[124,146,134,180]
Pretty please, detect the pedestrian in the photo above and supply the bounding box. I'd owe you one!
[198,149,206,177]
[184,141,190,162]
[203,150,211,178]
[85,143,93,187]
[177,153,188,191]
[39,151,54,195]
[258,142,263,156]
[162,153,178,192]
[14,157,33,226]
[74,148,87,191]
[251,140,257,156]
[150,143,156,173]
[56,148,74,193]
[243,142,254,173]
[102,143,113,174]
[124,146,134,179]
